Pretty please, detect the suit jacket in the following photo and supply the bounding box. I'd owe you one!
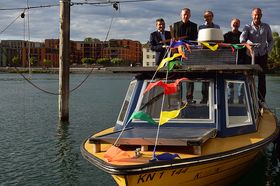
[149,30,171,65]
[173,20,198,41]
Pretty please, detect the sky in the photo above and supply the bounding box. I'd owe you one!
[0,0,279,44]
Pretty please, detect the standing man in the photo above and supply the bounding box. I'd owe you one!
[173,8,198,103]
[198,10,220,30]
[240,8,274,104]
[198,10,220,104]
[150,18,171,66]
[173,7,198,41]
[224,18,246,103]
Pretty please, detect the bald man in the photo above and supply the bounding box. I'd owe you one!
[240,8,274,104]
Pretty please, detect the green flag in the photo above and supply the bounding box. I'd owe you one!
[167,60,182,71]
[232,44,245,50]
[129,111,157,125]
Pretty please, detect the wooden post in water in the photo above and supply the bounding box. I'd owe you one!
[58,0,70,121]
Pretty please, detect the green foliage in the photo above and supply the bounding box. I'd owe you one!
[43,58,52,67]
[96,58,110,66]
[84,37,93,43]
[84,37,101,43]
[81,57,95,64]
[11,56,19,66]
[268,32,280,71]
[110,58,123,66]
[30,56,35,65]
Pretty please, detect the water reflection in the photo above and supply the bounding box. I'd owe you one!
[264,143,280,186]
[55,121,79,185]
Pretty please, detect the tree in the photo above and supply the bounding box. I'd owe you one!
[111,58,123,66]
[11,56,19,66]
[43,58,52,67]
[268,32,280,71]
[81,57,95,64]
[96,58,110,66]
[84,37,93,43]
[30,56,35,66]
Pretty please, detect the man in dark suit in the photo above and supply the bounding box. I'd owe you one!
[173,8,198,41]
[149,18,171,66]
[173,8,198,104]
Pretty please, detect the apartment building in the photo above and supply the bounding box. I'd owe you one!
[102,39,142,65]
[142,42,156,67]
[0,38,142,67]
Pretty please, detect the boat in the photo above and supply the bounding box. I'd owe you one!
[81,29,279,186]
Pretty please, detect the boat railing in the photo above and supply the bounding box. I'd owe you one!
[164,41,259,66]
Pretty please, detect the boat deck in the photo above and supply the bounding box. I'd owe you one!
[90,127,217,154]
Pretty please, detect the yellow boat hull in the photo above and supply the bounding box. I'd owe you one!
[112,150,258,186]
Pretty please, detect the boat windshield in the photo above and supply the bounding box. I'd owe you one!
[138,79,213,121]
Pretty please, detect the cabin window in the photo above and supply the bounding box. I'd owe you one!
[225,80,252,127]
[137,80,214,122]
[117,80,137,125]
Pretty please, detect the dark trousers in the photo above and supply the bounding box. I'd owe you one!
[245,54,268,102]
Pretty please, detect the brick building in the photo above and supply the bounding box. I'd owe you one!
[102,39,142,65]
[0,38,142,67]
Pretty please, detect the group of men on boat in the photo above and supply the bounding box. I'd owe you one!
[149,7,274,107]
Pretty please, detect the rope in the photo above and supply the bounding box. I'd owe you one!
[0,4,59,11]
[0,13,22,35]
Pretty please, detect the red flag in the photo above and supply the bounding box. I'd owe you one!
[163,77,189,94]
[143,80,165,94]
[144,78,189,95]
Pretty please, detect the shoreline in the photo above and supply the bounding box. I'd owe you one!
[0,66,112,74]
[1,66,280,75]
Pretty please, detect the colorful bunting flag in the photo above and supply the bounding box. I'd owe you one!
[128,111,156,125]
[178,45,187,59]
[243,43,253,56]
[167,60,183,71]
[157,53,182,70]
[170,40,192,52]
[143,78,188,95]
[218,43,235,54]
[201,42,219,51]
[159,103,187,125]
[169,40,192,59]
[232,44,245,50]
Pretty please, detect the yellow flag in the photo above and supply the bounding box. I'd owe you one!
[201,42,219,51]
[157,53,182,70]
[159,104,187,125]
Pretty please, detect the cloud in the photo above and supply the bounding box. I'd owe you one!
[1,0,280,43]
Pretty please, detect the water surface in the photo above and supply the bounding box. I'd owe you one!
[0,73,279,185]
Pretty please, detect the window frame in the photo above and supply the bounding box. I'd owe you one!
[225,80,253,128]
[133,79,215,124]
[117,80,137,126]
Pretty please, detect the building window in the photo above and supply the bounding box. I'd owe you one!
[147,49,150,52]
[152,55,155,59]
[147,62,149,66]
[146,55,150,59]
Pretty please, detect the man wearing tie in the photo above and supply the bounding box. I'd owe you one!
[150,18,171,66]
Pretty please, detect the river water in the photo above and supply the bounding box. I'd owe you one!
[0,72,280,186]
